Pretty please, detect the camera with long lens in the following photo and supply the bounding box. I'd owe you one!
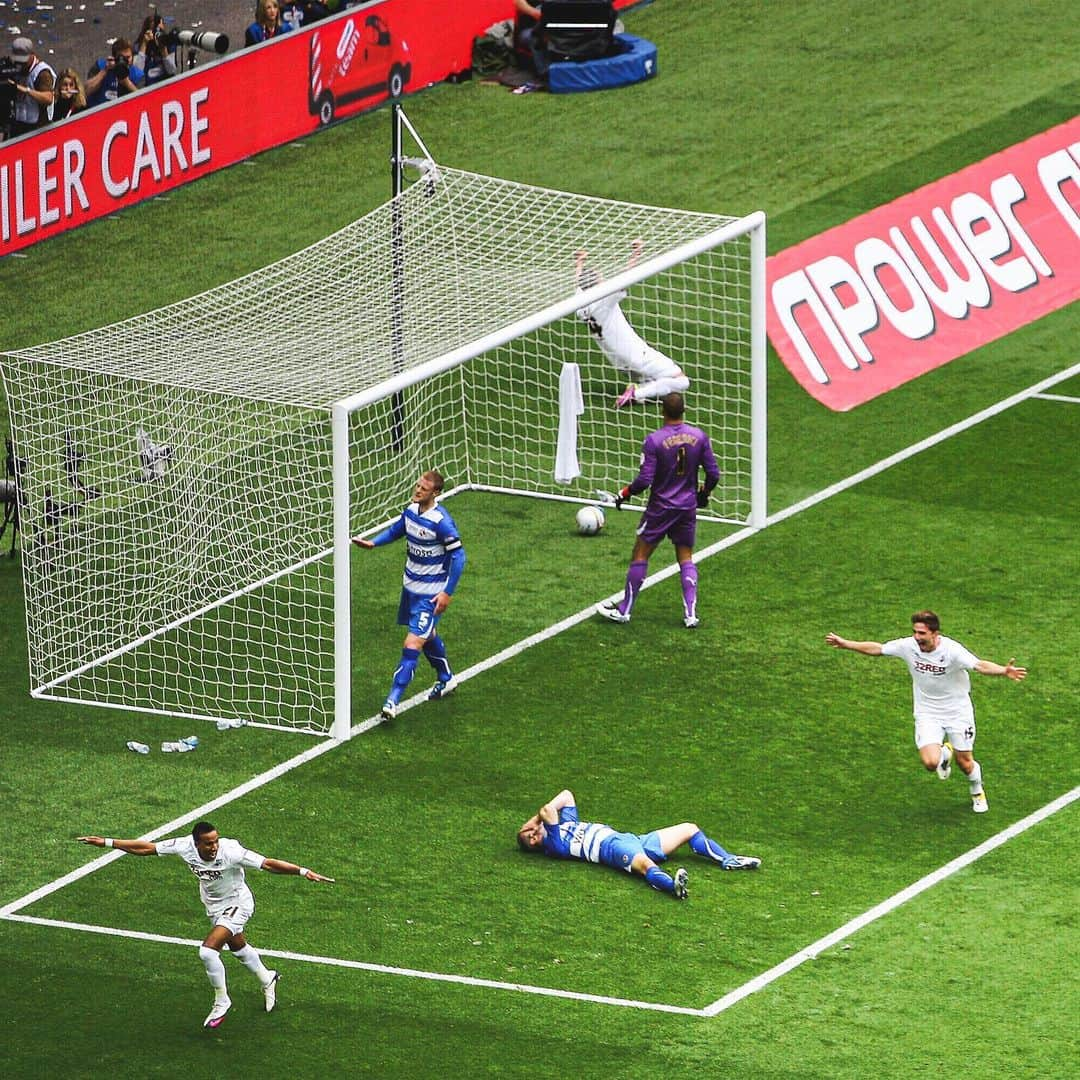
[173,29,229,54]
[112,56,130,81]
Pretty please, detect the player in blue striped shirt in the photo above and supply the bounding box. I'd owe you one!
[517,789,760,899]
[353,470,466,721]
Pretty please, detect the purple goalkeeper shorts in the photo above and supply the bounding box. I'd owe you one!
[636,506,697,548]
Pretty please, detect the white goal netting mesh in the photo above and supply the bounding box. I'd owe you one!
[1,165,758,734]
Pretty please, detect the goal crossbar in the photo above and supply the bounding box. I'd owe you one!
[1,149,766,740]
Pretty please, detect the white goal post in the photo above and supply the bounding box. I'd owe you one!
[1,111,765,740]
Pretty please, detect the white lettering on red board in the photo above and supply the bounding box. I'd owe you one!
[1,89,211,242]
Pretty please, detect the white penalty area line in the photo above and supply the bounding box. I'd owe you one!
[702,785,1080,1015]
[4,785,1076,1018]
[1031,392,1080,404]
[1,913,704,1016]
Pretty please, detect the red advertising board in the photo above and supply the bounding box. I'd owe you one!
[0,0,511,256]
[767,115,1080,411]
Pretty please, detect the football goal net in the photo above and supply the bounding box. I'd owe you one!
[0,109,765,739]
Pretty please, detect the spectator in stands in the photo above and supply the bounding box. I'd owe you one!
[246,0,293,46]
[281,2,332,33]
[513,0,551,78]
[134,14,178,87]
[52,68,88,122]
[86,38,143,108]
[7,36,56,137]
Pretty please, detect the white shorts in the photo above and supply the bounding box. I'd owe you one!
[207,897,254,936]
[914,714,976,752]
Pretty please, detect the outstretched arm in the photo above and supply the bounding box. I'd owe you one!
[825,633,884,656]
[261,857,335,882]
[539,789,575,824]
[974,657,1027,681]
[76,836,157,855]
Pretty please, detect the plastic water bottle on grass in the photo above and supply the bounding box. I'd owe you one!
[126,741,150,754]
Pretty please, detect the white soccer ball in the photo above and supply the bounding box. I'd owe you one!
[576,505,605,535]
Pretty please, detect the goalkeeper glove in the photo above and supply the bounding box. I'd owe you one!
[614,486,631,511]
[696,485,711,508]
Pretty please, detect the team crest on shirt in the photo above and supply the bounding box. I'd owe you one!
[620,853,630,865]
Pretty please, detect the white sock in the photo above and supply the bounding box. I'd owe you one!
[967,760,983,793]
[232,943,272,984]
[199,945,229,1000]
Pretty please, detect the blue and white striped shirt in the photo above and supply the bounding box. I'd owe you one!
[542,804,616,864]
[375,501,464,597]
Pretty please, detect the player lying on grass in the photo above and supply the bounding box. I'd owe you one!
[517,789,759,899]
[77,821,333,1029]
[826,610,1027,814]
[574,239,690,407]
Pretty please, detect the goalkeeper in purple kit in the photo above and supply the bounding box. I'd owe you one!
[597,392,720,628]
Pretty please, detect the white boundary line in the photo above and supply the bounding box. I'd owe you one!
[0,914,705,1016]
[3,361,1079,1011]
[5,786,1075,1017]
[1032,392,1080,404]
[702,786,1079,1014]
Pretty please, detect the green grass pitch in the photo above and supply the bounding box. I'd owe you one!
[1,2,1078,1076]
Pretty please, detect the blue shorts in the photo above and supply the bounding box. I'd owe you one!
[600,830,665,873]
[637,506,697,549]
[396,589,441,640]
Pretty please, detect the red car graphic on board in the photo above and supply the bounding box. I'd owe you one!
[309,12,412,125]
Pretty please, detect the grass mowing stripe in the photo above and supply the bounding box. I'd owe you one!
[7,784,1077,1018]
[2,914,707,1017]
[764,361,1080,528]
[702,785,1080,1017]
[0,732,343,918]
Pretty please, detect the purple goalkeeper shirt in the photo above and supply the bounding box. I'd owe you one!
[628,422,720,510]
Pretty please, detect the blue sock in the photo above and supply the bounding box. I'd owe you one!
[422,636,452,683]
[387,648,419,704]
[645,866,674,894]
[689,830,732,864]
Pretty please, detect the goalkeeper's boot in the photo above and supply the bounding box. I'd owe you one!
[615,385,638,408]
[262,971,279,1013]
[672,867,689,900]
[380,700,397,722]
[428,675,458,701]
[971,791,989,814]
[597,601,630,624]
[684,614,700,629]
[721,854,761,871]
[203,996,232,1029]
[936,741,953,781]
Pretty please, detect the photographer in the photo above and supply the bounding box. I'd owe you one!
[85,38,143,108]
[6,36,56,137]
[135,13,178,87]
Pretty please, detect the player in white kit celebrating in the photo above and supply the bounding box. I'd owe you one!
[574,239,690,407]
[826,610,1027,813]
[77,821,333,1028]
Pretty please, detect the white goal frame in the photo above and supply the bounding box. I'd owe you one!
[2,107,766,741]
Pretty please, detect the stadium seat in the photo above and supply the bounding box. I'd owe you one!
[547,33,658,94]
